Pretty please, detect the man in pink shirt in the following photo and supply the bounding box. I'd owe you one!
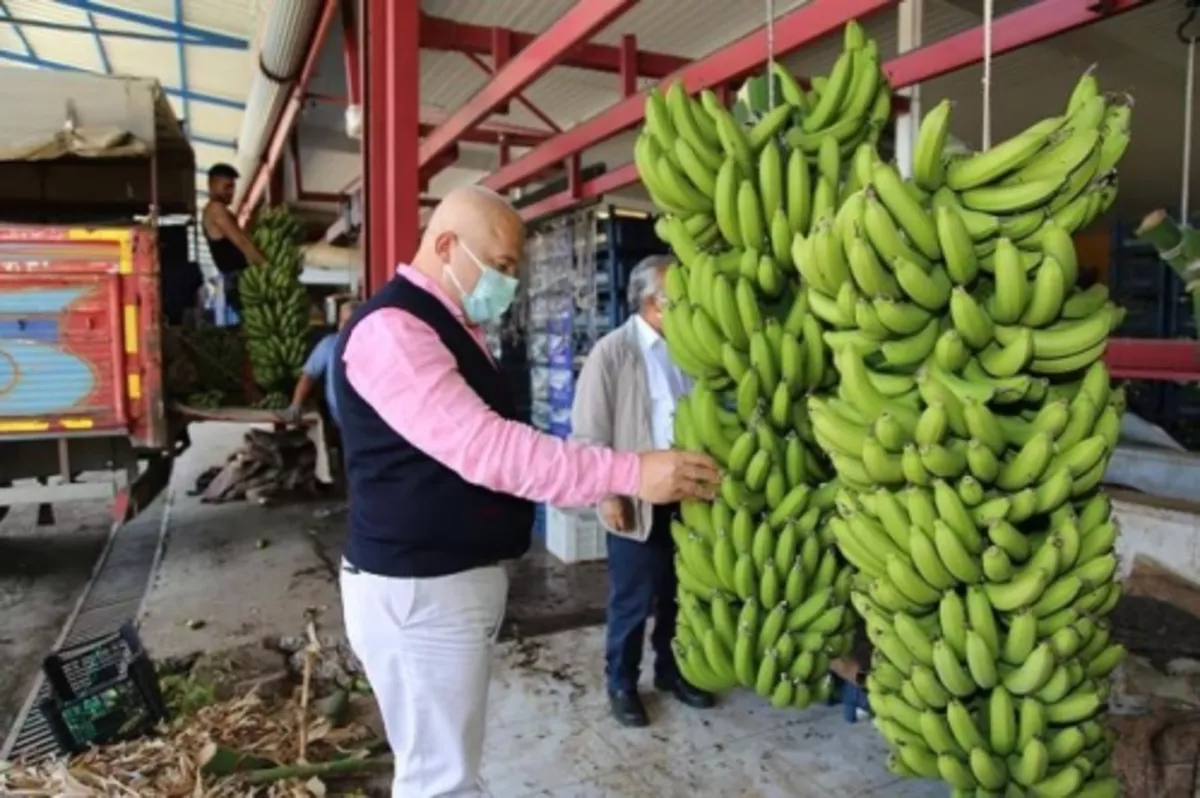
[331,185,720,798]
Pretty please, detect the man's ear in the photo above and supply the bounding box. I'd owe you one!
[432,230,456,262]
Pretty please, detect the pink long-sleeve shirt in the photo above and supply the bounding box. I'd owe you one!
[342,265,641,507]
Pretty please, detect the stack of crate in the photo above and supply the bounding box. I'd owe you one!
[1108,220,1200,449]
[523,207,667,561]
[1108,220,1173,423]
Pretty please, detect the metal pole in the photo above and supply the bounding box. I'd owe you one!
[894,0,923,178]
[982,0,994,149]
[1182,38,1195,223]
[364,0,420,295]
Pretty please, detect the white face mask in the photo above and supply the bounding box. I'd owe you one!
[444,239,520,324]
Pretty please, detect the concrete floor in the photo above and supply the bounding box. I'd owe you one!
[138,421,616,660]
[127,422,945,796]
[0,418,1189,793]
[138,420,346,659]
[483,627,946,797]
[0,499,111,750]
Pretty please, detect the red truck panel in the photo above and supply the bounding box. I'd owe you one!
[0,224,166,449]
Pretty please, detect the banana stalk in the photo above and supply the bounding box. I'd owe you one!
[1135,209,1200,337]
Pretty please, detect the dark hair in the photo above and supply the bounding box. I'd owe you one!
[207,163,239,181]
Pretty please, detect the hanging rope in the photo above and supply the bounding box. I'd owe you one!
[1179,3,1199,222]
[982,0,995,149]
[1184,38,1195,222]
[766,0,777,110]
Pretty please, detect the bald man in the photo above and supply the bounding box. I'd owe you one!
[331,185,721,798]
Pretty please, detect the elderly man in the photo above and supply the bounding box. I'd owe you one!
[331,186,721,798]
[572,255,716,728]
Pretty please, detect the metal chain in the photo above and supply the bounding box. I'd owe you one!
[766,0,777,110]
[982,0,994,149]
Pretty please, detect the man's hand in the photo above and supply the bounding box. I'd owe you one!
[636,450,721,504]
[598,496,635,532]
[280,404,304,424]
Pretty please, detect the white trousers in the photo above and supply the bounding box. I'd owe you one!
[341,562,507,797]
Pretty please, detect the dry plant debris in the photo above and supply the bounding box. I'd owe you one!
[0,690,381,797]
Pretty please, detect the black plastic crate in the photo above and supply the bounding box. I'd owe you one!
[1121,380,1167,424]
[604,213,662,253]
[1159,419,1200,451]
[38,622,168,754]
[1164,383,1200,420]
[1109,253,1172,300]
[1112,296,1170,338]
[1169,274,1199,338]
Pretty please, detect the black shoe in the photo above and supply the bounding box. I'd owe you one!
[608,689,650,728]
[654,674,716,709]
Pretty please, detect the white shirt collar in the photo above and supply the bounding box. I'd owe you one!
[632,313,663,356]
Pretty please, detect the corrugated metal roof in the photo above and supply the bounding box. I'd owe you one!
[418,0,1196,225]
[402,0,1026,200]
[4,0,1194,237]
[1,0,259,201]
[0,0,265,270]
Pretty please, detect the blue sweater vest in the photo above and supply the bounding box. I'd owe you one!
[331,276,534,578]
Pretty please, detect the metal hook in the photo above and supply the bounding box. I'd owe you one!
[1178,0,1200,44]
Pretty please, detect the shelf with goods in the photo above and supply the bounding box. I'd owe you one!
[525,206,666,439]
[522,206,663,561]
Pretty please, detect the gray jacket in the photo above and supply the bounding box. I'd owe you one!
[570,317,655,542]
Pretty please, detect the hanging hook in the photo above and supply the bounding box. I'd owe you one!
[1178,0,1200,44]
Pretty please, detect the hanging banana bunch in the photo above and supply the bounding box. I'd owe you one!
[637,20,891,712]
[241,206,311,406]
[803,67,1131,798]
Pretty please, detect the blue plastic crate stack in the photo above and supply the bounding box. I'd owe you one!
[524,209,667,539]
[1108,218,1200,448]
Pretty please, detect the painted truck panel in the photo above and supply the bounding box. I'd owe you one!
[0,224,167,449]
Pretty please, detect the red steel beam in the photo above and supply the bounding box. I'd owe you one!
[312,94,553,144]
[1105,339,1200,382]
[491,28,513,116]
[419,0,638,171]
[513,0,1146,222]
[884,0,1147,87]
[419,104,554,143]
[619,34,638,97]
[238,0,339,224]
[518,165,637,222]
[420,12,688,79]
[419,122,548,148]
[341,0,362,105]
[462,52,562,132]
[481,0,897,195]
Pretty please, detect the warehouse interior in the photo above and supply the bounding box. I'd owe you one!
[0,0,1199,796]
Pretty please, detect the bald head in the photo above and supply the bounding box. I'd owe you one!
[426,185,519,236]
[414,185,526,315]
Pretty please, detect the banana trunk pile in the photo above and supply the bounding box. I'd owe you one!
[240,207,310,409]
[805,72,1133,797]
[638,23,887,711]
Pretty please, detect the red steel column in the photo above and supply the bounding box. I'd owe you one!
[364,0,420,296]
